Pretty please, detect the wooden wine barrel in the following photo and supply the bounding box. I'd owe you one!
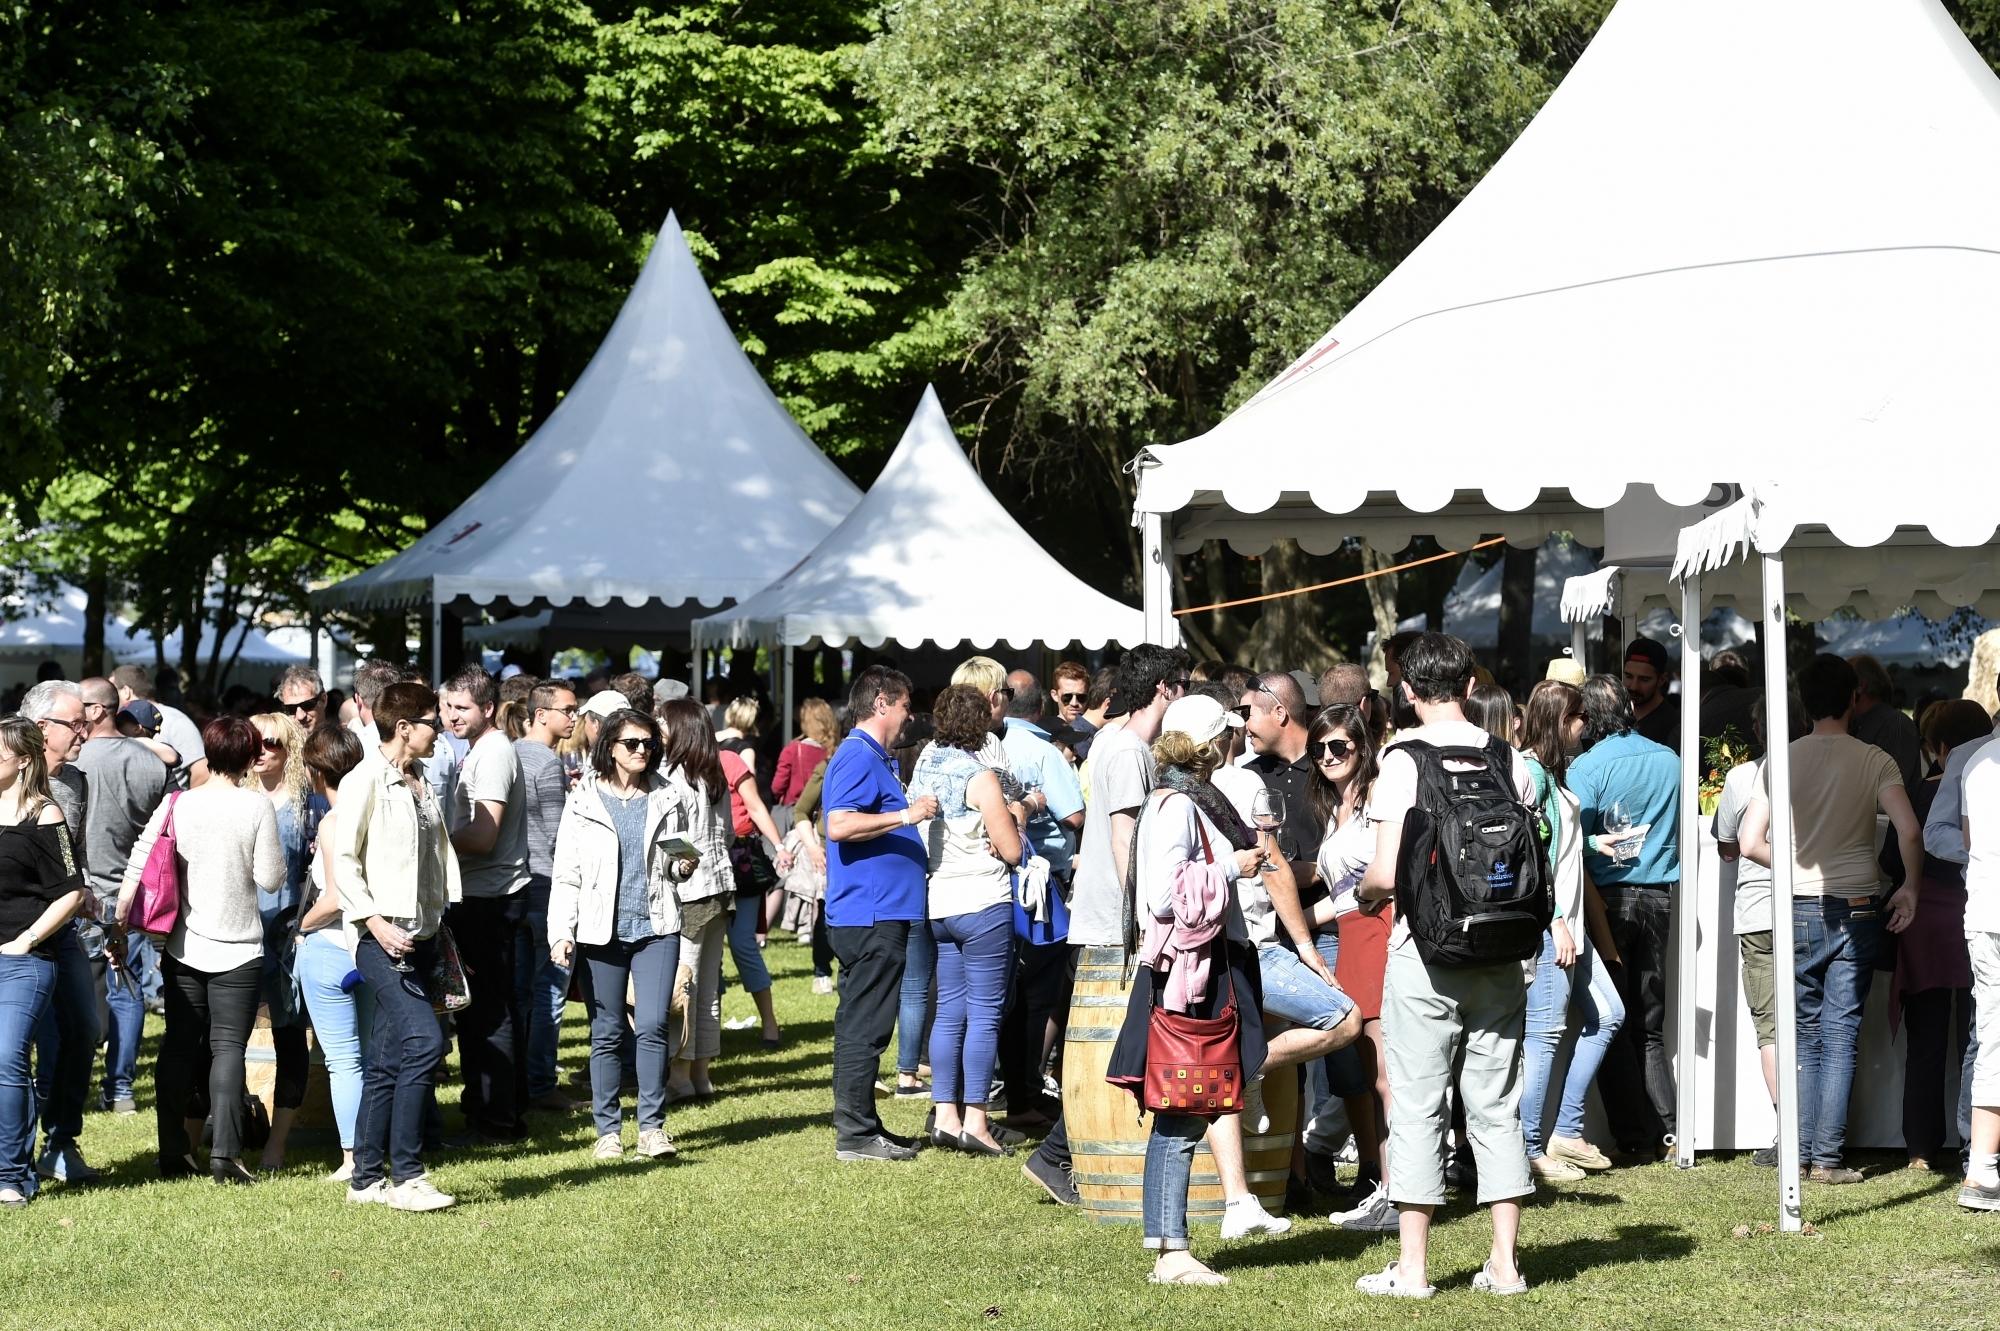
[245,1017,334,1129]
[1062,946,1298,1224]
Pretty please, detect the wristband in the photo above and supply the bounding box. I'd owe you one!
[899,808,912,827]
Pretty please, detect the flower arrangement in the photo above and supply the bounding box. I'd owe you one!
[1698,726,1753,815]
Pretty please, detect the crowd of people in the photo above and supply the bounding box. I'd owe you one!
[3,622,1995,1275]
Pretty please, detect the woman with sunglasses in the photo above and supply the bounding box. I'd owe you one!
[118,714,285,1186]
[549,708,700,1161]
[1303,704,1399,1231]
[243,712,313,1170]
[1516,680,1624,1181]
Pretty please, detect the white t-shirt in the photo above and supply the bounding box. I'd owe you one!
[1961,744,2000,934]
[1367,718,1534,949]
[1315,806,1373,921]
[1753,733,1901,898]
[1135,789,1247,944]
[454,729,528,898]
[157,703,206,790]
[1713,760,1772,934]
[1212,765,1276,947]
[1068,726,1155,947]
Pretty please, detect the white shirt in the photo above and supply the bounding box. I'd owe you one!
[1926,732,2000,865]
[1713,759,1772,934]
[1961,743,2000,934]
[1212,766,1276,947]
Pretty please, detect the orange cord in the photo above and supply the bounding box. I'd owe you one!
[1173,536,1508,616]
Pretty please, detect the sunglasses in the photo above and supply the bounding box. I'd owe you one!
[1164,677,1192,694]
[1310,737,1355,763]
[260,736,286,753]
[615,737,660,754]
[993,686,1016,700]
[1229,704,1252,721]
[284,693,323,715]
[1057,692,1087,706]
[403,716,444,732]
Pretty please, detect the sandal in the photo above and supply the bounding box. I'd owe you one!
[1356,1261,1435,1299]
[1472,1260,1529,1296]
[1149,1254,1228,1286]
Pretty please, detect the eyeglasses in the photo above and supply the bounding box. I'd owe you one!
[283,693,323,715]
[40,715,84,734]
[1057,692,1087,707]
[1310,738,1355,763]
[260,737,285,753]
[539,705,579,718]
[615,737,660,754]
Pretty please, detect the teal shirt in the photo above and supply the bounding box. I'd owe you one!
[1566,730,1681,885]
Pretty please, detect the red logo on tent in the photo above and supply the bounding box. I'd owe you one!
[443,523,482,546]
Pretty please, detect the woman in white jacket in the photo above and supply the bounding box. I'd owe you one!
[549,708,698,1162]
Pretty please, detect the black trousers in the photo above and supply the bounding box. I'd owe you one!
[1597,883,1676,1150]
[998,936,1070,1116]
[829,920,911,1149]
[155,954,261,1161]
[448,894,529,1140]
[1903,987,1973,1163]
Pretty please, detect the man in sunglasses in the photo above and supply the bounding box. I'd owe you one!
[515,679,582,1112]
[1050,661,1092,729]
[440,665,532,1148]
[1239,671,1325,891]
[277,664,329,732]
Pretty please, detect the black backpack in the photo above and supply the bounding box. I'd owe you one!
[1391,736,1554,969]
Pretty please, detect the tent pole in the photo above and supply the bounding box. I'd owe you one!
[430,583,442,688]
[1762,550,1803,1232]
[1571,620,1587,671]
[1142,511,1173,647]
[782,642,794,744]
[1674,571,1702,1168]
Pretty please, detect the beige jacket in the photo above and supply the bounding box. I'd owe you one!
[332,744,461,937]
[548,773,693,947]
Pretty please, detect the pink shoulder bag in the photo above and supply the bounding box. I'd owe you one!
[131,792,186,937]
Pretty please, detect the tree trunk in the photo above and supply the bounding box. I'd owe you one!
[1497,541,1539,695]
[1362,540,1400,690]
[1239,538,1344,675]
[81,564,106,679]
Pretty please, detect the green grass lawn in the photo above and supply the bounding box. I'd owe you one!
[10,939,1998,1330]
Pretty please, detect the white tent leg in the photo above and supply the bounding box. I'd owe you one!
[1762,551,1803,1232]
[430,584,442,688]
[782,647,794,744]
[1141,511,1174,646]
[1674,571,1702,1168]
[1571,620,1587,671]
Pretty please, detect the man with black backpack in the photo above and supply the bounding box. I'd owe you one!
[1350,633,1549,1299]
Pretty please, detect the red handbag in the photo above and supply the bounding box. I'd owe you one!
[1141,807,1242,1118]
[1142,956,1243,1118]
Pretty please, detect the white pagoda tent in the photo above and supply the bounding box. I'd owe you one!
[694,387,1143,659]
[314,213,862,678]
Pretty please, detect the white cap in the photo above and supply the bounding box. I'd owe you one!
[578,689,630,720]
[1160,693,1244,747]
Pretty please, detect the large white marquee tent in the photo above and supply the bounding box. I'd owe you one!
[313,213,862,679]
[1121,0,2000,1231]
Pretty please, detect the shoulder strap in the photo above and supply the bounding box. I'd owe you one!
[162,790,181,836]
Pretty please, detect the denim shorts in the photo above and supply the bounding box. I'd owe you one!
[1257,942,1355,1030]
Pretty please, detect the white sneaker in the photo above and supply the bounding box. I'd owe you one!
[387,1175,456,1212]
[594,1134,625,1161]
[1338,1185,1402,1233]
[345,1180,388,1205]
[1241,1077,1271,1135]
[1356,1260,1435,1298]
[811,976,834,995]
[1218,1194,1292,1239]
[327,1160,354,1183]
[1336,1134,1360,1165]
[636,1129,677,1160]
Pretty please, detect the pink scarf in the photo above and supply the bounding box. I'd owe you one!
[1136,797,1232,1012]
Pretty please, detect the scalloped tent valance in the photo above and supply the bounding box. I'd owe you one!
[311,212,861,615]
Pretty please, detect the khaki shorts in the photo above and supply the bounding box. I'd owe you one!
[1739,931,1775,1048]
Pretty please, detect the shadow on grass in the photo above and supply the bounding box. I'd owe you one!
[1518,1222,1695,1282]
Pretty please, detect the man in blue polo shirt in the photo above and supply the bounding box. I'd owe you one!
[824,665,938,1162]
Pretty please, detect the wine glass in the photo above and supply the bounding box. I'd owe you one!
[1602,801,1632,862]
[1250,787,1285,834]
[388,917,418,974]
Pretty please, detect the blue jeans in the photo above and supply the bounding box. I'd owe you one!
[103,933,156,1104]
[1257,940,1355,1030]
[1794,896,1883,1168]
[580,933,682,1137]
[727,894,773,995]
[897,917,937,1076]
[1521,929,1625,1157]
[517,877,569,1098]
[352,935,448,1188]
[297,931,374,1150]
[927,904,1014,1106]
[0,952,56,1196]
[30,923,97,1150]
[1143,1112,1208,1250]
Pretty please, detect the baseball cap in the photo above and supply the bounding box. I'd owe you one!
[1625,638,1671,673]
[1161,694,1245,747]
[119,700,163,736]
[578,689,630,720]
[654,678,691,702]
[1288,670,1322,708]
